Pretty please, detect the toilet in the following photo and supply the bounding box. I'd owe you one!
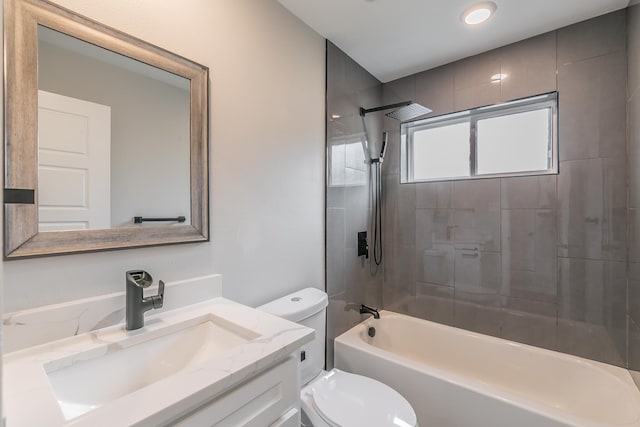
[258,288,418,427]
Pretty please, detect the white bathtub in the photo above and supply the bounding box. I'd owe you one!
[334,311,640,427]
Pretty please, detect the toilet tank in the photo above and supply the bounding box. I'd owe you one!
[257,288,328,385]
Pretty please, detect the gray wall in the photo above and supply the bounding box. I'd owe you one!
[380,11,628,367]
[326,41,383,368]
[629,5,640,372]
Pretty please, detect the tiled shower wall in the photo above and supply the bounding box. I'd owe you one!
[382,11,629,367]
[325,42,383,368]
[629,5,640,371]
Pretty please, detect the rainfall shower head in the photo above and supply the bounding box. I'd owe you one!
[360,101,432,122]
[386,103,432,121]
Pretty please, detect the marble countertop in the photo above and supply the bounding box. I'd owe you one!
[3,297,313,427]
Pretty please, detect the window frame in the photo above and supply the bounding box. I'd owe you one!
[400,92,558,183]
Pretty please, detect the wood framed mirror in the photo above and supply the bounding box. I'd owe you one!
[4,0,209,258]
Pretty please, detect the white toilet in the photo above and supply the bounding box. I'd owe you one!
[258,288,418,427]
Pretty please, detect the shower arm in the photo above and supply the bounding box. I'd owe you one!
[359,101,412,116]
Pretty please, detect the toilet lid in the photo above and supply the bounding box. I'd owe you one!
[311,369,417,427]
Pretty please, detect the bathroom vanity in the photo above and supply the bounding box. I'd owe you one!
[3,291,312,426]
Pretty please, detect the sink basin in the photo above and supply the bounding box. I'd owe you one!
[45,315,259,420]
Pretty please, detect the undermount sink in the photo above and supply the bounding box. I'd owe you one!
[45,315,259,420]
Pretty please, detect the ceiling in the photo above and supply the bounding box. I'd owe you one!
[278,0,632,82]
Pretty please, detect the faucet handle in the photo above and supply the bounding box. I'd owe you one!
[150,280,165,309]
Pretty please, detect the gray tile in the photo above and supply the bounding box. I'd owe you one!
[630,262,640,322]
[326,293,366,369]
[454,82,500,111]
[558,258,624,331]
[558,52,627,161]
[385,176,416,248]
[629,5,640,57]
[454,249,501,295]
[557,10,626,65]
[630,155,640,210]
[383,75,415,105]
[501,175,556,209]
[452,179,500,211]
[500,296,557,350]
[436,182,452,208]
[630,209,640,263]
[629,44,640,100]
[501,209,557,304]
[344,184,369,250]
[630,96,640,217]
[602,157,626,261]
[498,31,557,102]
[327,185,345,209]
[414,64,455,117]
[326,208,346,297]
[605,261,628,362]
[418,242,455,286]
[415,208,455,253]
[558,159,603,259]
[501,209,537,271]
[382,244,416,309]
[415,182,438,209]
[454,292,502,337]
[629,5,640,97]
[415,181,456,209]
[326,42,348,102]
[630,318,640,371]
[557,318,625,366]
[454,50,501,90]
[415,282,455,326]
[453,208,501,252]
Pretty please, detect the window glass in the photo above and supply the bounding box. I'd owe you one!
[477,108,550,175]
[413,122,470,180]
[400,92,557,183]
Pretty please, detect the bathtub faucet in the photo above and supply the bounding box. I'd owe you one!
[359,304,380,319]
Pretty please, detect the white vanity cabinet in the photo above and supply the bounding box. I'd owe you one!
[168,355,300,427]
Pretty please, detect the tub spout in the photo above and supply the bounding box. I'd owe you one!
[360,304,380,319]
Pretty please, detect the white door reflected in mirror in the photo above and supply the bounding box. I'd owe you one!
[38,90,111,231]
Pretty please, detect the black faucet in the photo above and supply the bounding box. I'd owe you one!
[125,270,164,330]
[359,304,380,319]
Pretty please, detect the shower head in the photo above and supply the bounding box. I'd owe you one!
[360,100,432,122]
[385,103,432,121]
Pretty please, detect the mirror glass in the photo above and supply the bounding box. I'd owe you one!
[37,26,191,231]
[4,0,208,258]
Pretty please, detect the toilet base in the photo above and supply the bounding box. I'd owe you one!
[300,371,332,427]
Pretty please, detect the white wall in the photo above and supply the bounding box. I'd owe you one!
[2,0,325,312]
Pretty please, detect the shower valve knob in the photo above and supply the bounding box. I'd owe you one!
[358,231,369,259]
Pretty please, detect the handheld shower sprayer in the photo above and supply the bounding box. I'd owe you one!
[358,100,431,270]
[379,131,388,163]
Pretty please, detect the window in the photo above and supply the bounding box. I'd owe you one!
[400,92,558,183]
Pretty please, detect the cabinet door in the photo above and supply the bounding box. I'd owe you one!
[270,408,299,427]
[170,356,299,427]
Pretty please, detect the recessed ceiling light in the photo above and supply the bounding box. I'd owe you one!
[331,114,341,119]
[461,2,497,26]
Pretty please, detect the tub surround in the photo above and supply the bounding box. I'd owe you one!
[4,293,313,426]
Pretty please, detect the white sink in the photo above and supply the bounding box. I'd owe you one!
[45,315,259,420]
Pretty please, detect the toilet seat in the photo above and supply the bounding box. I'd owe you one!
[309,369,417,427]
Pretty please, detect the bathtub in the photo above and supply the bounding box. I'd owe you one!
[334,311,640,427]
